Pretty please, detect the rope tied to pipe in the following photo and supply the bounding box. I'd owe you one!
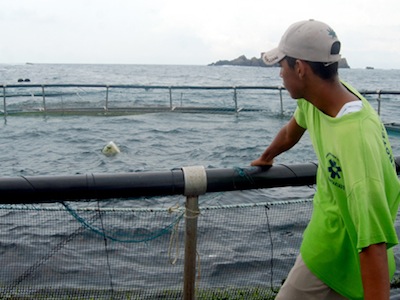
[168,202,201,265]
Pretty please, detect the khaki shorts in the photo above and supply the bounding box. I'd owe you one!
[275,255,347,300]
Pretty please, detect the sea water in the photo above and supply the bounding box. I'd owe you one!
[0,64,399,178]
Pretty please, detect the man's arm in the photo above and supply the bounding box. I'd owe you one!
[251,117,306,166]
[360,243,390,300]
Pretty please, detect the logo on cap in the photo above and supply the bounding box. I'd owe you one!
[327,28,337,39]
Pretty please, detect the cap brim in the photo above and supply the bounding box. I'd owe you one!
[262,48,285,66]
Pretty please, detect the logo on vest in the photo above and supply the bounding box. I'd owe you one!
[326,153,345,190]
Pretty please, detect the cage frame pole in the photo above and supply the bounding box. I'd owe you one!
[377,89,382,116]
[182,166,207,300]
[41,85,47,112]
[279,85,283,115]
[184,195,199,300]
[105,85,109,111]
[2,85,7,122]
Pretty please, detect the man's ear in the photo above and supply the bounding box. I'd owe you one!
[295,59,307,79]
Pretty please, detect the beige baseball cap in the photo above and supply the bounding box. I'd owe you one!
[262,19,341,66]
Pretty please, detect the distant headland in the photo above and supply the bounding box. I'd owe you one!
[208,54,350,68]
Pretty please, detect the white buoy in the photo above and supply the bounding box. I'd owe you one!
[102,141,120,156]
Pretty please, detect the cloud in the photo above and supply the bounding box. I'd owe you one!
[0,0,399,68]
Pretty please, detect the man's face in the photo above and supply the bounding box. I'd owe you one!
[279,58,304,100]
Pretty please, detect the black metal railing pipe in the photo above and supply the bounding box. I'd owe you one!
[0,156,398,204]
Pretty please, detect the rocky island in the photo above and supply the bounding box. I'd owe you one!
[209,54,350,68]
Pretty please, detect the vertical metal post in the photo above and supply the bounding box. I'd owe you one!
[279,86,283,115]
[377,89,381,116]
[3,85,7,122]
[42,85,47,112]
[233,87,238,115]
[181,166,207,300]
[184,195,199,300]
[169,87,173,110]
[105,86,109,111]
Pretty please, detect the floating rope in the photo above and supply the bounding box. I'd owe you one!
[201,198,313,211]
[233,166,255,185]
[62,202,184,243]
[0,198,314,213]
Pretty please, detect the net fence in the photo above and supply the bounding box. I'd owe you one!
[1,198,400,299]
[0,199,309,299]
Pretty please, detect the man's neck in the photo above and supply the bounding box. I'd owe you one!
[304,77,359,117]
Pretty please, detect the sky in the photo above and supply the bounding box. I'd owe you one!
[1,0,399,69]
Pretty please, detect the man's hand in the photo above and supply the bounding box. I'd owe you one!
[250,157,274,166]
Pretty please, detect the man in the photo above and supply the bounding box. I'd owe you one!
[251,19,400,299]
